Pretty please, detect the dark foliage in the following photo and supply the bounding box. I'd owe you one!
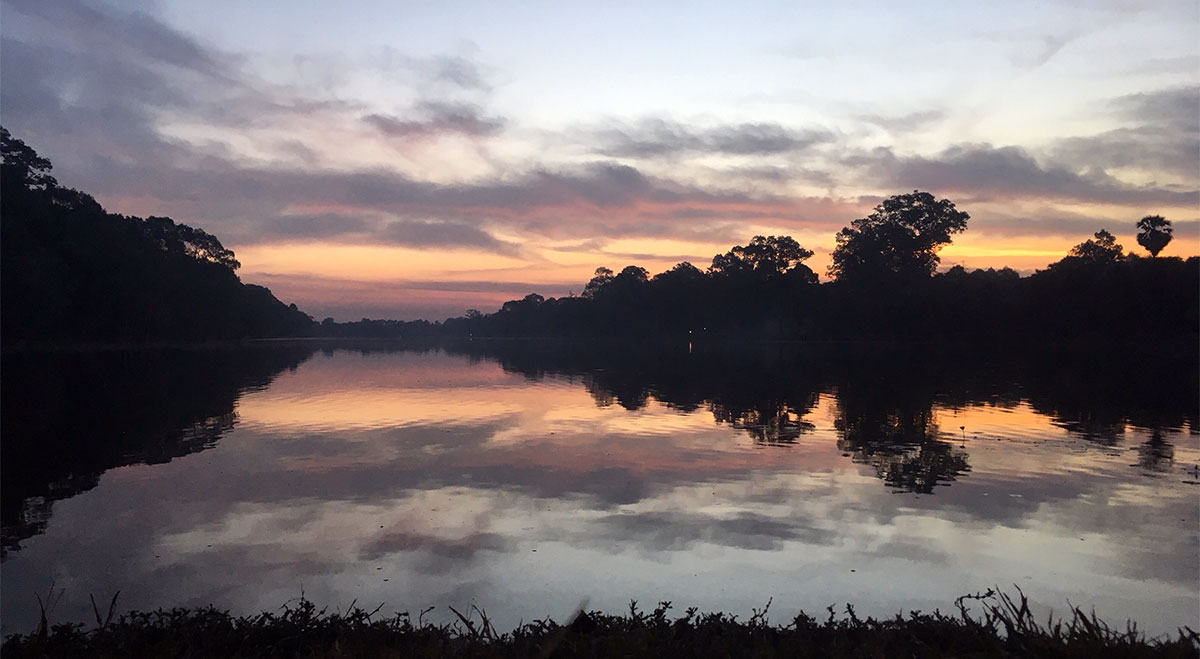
[709,235,816,281]
[0,128,312,343]
[1067,229,1125,264]
[829,190,969,282]
[318,187,1194,341]
[404,252,1197,342]
[1136,215,1173,257]
[3,590,1196,658]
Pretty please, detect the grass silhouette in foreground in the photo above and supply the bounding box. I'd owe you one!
[4,589,1196,658]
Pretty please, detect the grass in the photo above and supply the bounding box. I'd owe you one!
[3,588,1196,658]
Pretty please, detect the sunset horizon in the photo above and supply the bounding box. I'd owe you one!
[4,0,1197,320]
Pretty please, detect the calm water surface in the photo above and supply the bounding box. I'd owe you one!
[2,341,1197,636]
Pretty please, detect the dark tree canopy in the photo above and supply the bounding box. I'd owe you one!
[143,216,241,271]
[1068,229,1125,264]
[0,126,309,343]
[652,261,705,284]
[829,191,969,281]
[615,265,649,284]
[709,235,816,280]
[582,267,614,298]
[0,126,57,191]
[501,293,545,313]
[1136,215,1173,257]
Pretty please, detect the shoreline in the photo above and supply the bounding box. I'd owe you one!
[4,591,1196,658]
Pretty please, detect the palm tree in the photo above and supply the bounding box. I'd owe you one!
[1135,215,1173,257]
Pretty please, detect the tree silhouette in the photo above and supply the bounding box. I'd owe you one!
[1068,229,1124,264]
[1,126,311,342]
[710,235,816,280]
[651,261,705,284]
[1135,215,1173,257]
[614,265,649,284]
[829,191,969,281]
[0,126,57,191]
[582,267,614,298]
[143,216,241,271]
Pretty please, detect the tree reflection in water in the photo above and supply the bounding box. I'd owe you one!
[0,344,315,557]
[1138,429,1175,474]
[2,339,1194,558]
[834,399,968,494]
[447,339,1194,494]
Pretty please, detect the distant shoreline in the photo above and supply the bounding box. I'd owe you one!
[4,332,1198,355]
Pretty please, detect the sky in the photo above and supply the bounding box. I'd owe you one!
[2,0,1197,320]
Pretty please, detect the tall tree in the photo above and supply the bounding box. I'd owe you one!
[710,235,815,280]
[1068,229,1124,264]
[829,191,969,281]
[582,267,614,298]
[1135,215,1173,257]
[0,126,57,191]
[651,261,705,284]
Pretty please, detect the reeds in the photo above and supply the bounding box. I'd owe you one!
[4,588,1196,658]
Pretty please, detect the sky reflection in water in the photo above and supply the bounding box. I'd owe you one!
[2,344,1197,636]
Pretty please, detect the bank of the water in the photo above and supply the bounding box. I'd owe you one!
[3,591,1196,658]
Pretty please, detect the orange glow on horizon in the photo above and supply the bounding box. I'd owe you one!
[232,225,1197,318]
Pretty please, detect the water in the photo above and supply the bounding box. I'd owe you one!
[2,340,1197,637]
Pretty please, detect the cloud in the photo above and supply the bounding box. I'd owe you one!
[590,118,835,158]
[258,213,372,239]
[0,28,196,161]
[588,510,835,552]
[423,54,493,91]
[968,206,1200,239]
[358,530,509,562]
[1112,85,1199,130]
[366,47,494,92]
[1050,86,1200,180]
[58,145,845,250]
[859,110,945,134]
[1025,32,1079,69]
[0,0,356,178]
[383,220,519,253]
[4,0,225,78]
[1123,55,1200,76]
[851,143,1197,206]
[364,101,505,140]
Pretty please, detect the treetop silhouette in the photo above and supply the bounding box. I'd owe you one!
[1067,229,1125,264]
[709,235,816,281]
[0,127,57,191]
[1136,215,1172,257]
[1,126,309,343]
[829,190,969,282]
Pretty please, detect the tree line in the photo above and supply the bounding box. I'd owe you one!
[1,128,312,343]
[2,126,1194,344]
[422,191,1194,341]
